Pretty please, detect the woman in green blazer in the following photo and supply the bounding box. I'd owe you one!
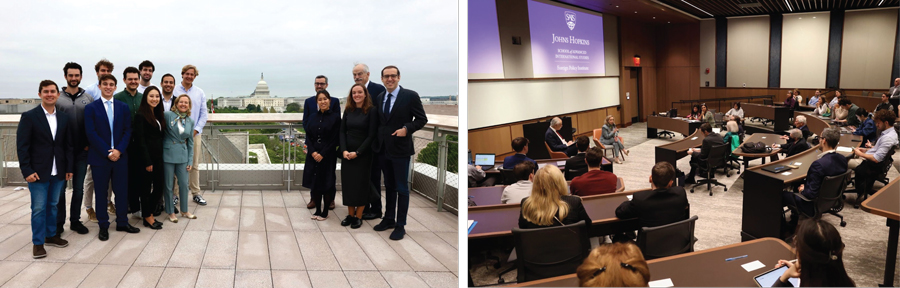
[163,95,196,223]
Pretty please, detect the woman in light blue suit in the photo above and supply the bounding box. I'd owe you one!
[163,95,196,223]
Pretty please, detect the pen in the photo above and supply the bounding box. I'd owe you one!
[725,255,748,262]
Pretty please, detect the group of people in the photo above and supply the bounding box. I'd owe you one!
[17,60,427,259]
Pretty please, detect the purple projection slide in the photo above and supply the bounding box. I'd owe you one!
[527,0,605,76]
[468,0,504,77]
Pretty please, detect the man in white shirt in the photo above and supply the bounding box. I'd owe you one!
[137,60,154,94]
[160,74,176,112]
[501,161,536,204]
[83,59,114,101]
[174,65,208,206]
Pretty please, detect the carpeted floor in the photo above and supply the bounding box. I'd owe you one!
[469,122,900,287]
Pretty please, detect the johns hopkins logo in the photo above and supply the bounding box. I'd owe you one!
[565,11,576,30]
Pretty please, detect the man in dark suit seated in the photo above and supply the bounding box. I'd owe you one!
[776,129,811,157]
[685,123,723,184]
[615,162,689,228]
[545,117,578,157]
[502,137,537,169]
[781,128,846,229]
[792,115,810,140]
[563,136,590,180]
[570,147,619,196]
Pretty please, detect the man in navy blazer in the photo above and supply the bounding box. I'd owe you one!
[372,65,428,240]
[353,63,387,220]
[302,75,341,209]
[83,74,140,240]
[502,137,538,169]
[782,128,847,228]
[17,80,74,259]
[545,117,578,157]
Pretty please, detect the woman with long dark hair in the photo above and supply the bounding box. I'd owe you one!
[773,217,855,287]
[687,105,702,120]
[339,84,377,228]
[303,90,341,220]
[132,86,166,229]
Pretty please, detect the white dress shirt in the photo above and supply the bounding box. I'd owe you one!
[42,105,58,176]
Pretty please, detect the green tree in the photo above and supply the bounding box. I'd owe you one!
[285,103,300,113]
[415,135,458,173]
[247,104,257,113]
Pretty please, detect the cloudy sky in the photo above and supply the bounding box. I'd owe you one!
[0,0,458,99]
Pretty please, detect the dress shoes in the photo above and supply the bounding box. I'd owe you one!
[116,224,141,233]
[306,200,315,209]
[350,217,363,229]
[340,215,355,227]
[329,201,335,210]
[98,228,109,241]
[373,219,396,231]
[389,225,406,240]
[361,212,382,220]
[143,219,163,230]
[44,235,69,248]
[70,221,89,234]
[33,245,46,259]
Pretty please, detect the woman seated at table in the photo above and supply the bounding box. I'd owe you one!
[723,120,741,160]
[773,218,855,287]
[725,102,744,119]
[577,241,650,287]
[686,105,702,120]
[700,103,715,127]
[518,165,590,229]
[814,97,831,117]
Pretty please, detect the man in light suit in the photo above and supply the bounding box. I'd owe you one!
[545,117,578,157]
[353,63,387,220]
[18,80,74,259]
[84,74,140,241]
[372,65,428,240]
[302,75,341,210]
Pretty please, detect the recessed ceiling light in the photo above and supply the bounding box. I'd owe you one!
[635,11,638,13]
[616,5,619,7]
[668,21,671,23]
[799,17,802,19]
[653,17,656,19]
[784,0,793,12]
[878,0,885,5]
[813,16,816,18]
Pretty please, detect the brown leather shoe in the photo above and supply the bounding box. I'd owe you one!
[306,200,315,209]
[107,202,116,214]
[329,201,335,210]
[33,245,46,259]
[45,235,69,248]
[86,208,98,223]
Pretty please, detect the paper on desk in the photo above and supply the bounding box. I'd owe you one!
[627,195,633,200]
[781,172,792,176]
[691,137,698,140]
[649,278,674,287]
[741,260,766,272]
[836,146,853,153]
[712,128,721,134]
[468,220,474,229]
[557,161,566,166]
[761,136,767,139]
[538,163,546,169]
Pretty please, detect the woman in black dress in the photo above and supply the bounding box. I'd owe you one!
[339,84,378,228]
[132,86,166,229]
[303,90,341,221]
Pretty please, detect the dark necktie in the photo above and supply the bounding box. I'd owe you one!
[384,93,393,115]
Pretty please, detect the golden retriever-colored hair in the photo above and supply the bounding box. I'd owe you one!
[521,165,569,226]
[577,242,650,287]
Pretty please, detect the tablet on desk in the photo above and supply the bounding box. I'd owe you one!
[753,264,799,287]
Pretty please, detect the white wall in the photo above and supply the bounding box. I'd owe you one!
[726,16,770,88]
[840,8,899,89]
[780,12,830,89]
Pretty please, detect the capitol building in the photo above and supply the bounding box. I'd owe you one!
[216,73,287,112]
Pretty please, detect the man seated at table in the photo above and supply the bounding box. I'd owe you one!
[849,110,898,207]
[807,90,821,107]
[467,164,495,187]
[545,117,578,157]
[685,123,723,184]
[500,161,536,204]
[563,136,590,180]
[615,162,689,229]
[791,115,810,140]
[776,129,811,157]
[850,107,877,144]
[781,128,845,230]
[783,91,798,111]
[570,147,620,196]
[875,93,895,114]
[502,137,537,169]
[834,98,860,128]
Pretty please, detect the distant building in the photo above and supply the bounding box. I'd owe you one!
[0,98,40,114]
[215,73,286,112]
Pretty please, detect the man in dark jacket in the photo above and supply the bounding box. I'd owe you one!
[782,128,846,227]
[777,129,811,157]
[55,62,92,235]
[545,117,578,156]
[616,162,689,228]
[685,123,724,184]
[563,136,590,180]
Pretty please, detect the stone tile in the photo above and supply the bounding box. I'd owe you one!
[195,268,234,288]
[408,232,458,274]
[0,202,27,219]
[323,231,376,271]
[220,191,242,207]
[352,232,411,271]
[239,207,265,231]
[0,261,31,286]
[101,230,156,265]
[235,270,272,287]
[77,264,129,287]
[281,191,303,208]
[236,231,270,270]
[2,262,62,287]
[201,230,238,268]
[40,263,95,288]
[134,230,183,267]
[199,192,223,207]
[0,228,31,260]
[399,215,431,232]
[0,224,27,243]
[155,267,199,288]
[344,271,390,288]
[315,212,349,232]
[266,231,305,270]
[118,266,164,288]
[408,208,457,232]
[285,208,318,231]
[185,206,217,231]
[381,271,429,288]
[293,231,340,271]
[68,232,126,264]
[167,230,210,268]
[0,191,28,202]
[262,191,285,207]
[11,212,33,225]
[434,232,458,249]
[263,207,291,231]
[378,231,447,272]
[272,270,311,288]
[418,272,458,288]
[241,191,262,207]
[213,207,240,231]
[307,271,351,288]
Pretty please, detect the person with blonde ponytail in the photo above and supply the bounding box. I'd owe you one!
[577,242,650,287]
[518,165,591,229]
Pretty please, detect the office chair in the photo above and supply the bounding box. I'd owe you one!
[722,133,742,175]
[787,170,850,227]
[507,221,590,283]
[499,169,517,185]
[844,145,896,207]
[592,129,617,158]
[637,215,699,260]
[544,142,568,159]
[713,112,725,128]
[690,144,730,196]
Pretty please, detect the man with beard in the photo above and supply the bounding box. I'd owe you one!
[55,63,91,235]
[114,67,144,217]
[137,60,154,94]
[302,75,341,210]
[353,63,386,220]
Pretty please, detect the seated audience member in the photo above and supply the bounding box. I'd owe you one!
[723,120,741,161]
[570,147,620,196]
[890,78,900,99]
[576,242,650,287]
[467,164,495,187]
[807,90,821,107]
[777,129,811,157]
[814,97,831,117]
[875,93,895,114]
[518,165,591,229]
[733,116,745,134]
[792,115,810,139]
[835,99,860,127]
[500,161,536,204]
[725,102,744,120]
[828,91,842,110]
[772,218,855,287]
[700,103,715,127]
[784,91,798,111]
[686,105,701,120]
[564,136,590,180]
[685,123,723,184]
[615,162,689,228]
[793,89,803,104]
[545,117,578,157]
[849,110,898,206]
[502,137,537,169]
[780,128,845,229]
[850,107,876,144]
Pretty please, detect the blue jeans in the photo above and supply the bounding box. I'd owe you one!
[379,154,410,226]
[29,177,64,245]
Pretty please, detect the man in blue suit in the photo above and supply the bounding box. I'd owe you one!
[781,128,847,229]
[302,75,341,210]
[372,65,428,240]
[84,74,140,241]
[502,137,537,169]
[17,80,74,259]
[545,117,578,157]
[353,63,387,220]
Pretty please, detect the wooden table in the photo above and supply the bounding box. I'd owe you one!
[743,103,792,132]
[861,177,899,287]
[655,130,705,171]
[468,186,505,207]
[485,157,612,174]
[731,133,787,173]
[512,238,795,287]
[647,116,701,138]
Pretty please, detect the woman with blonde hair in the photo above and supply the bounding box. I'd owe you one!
[577,241,650,287]
[600,115,628,164]
[518,165,590,229]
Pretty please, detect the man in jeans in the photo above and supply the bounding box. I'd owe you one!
[174,65,208,205]
[55,62,91,235]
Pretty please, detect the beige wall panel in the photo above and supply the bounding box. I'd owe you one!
[604,14,621,77]
[781,12,830,89]
[840,8,899,89]
[468,126,513,155]
[700,20,716,87]
[726,16,770,88]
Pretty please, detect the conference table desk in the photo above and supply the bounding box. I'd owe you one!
[655,130,705,170]
[861,177,899,287]
[647,116,701,138]
[485,157,613,174]
[797,104,816,111]
[511,237,794,287]
[743,103,792,132]
[795,111,832,136]
[740,134,861,241]
[468,186,505,207]
[731,133,787,173]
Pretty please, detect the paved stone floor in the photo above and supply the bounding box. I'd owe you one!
[0,188,458,288]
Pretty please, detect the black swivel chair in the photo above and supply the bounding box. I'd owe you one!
[636,215,699,260]
[690,144,731,196]
[844,146,896,207]
[509,221,591,283]
[787,170,850,227]
[499,169,517,185]
[657,109,677,138]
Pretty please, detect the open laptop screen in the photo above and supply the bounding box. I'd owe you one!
[474,154,496,166]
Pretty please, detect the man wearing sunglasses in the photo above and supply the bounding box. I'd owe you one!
[302,75,341,210]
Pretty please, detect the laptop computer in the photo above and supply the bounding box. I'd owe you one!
[762,165,791,174]
[474,153,496,171]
